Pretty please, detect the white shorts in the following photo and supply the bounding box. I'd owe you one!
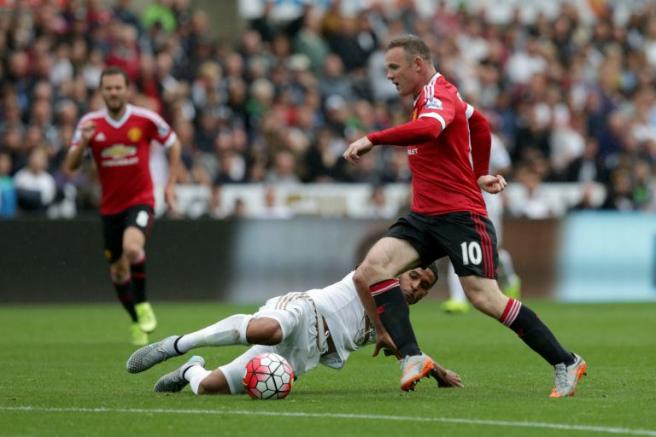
[218,292,328,394]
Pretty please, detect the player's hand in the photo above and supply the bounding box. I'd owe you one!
[477,174,507,194]
[372,329,399,359]
[343,136,374,163]
[164,183,178,215]
[430,361,464,388]
[80,121,96,144]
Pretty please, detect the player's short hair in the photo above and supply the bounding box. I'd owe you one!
[386,34,432,63]
[99,67,129,87]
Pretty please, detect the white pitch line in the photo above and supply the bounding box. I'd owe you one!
[1,406,655,436]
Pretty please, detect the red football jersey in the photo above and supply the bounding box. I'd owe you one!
[407,73,487,216]
[71,104,177,215]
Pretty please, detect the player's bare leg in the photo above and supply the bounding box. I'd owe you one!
[123,226,156,332]
[354,237,436,390]
[460,275,585,397]
[126,316,282,373]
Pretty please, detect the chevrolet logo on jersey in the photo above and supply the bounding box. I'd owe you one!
[127,127,142,142]
[101,144,137,159]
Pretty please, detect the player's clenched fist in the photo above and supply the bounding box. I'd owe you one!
[80,121,96,143]
[477,174,507,194]
[343,136,374,163]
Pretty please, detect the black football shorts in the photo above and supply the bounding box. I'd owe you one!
[386,211,498,279]
[101,204,154,263]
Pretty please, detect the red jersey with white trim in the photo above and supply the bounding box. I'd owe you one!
[71,104,177,215]
[387,73,484,216]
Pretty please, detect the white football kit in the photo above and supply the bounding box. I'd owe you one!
[219,272,375,393]
[482,133,511,243]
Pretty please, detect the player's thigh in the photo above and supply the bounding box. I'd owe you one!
[361,237,421,276]
[433,212,499,279]
[254,297,324,375]
[459,275,508,318]
[123,205,154,250]
[197,368,231,395]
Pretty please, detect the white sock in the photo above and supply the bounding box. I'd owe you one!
[176,314,252,353]
[447,262,467,303]
[498,248,517,288]
[185,365,211,395]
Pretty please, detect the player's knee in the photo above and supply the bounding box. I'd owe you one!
[464,282,504,317]
[197,370,231,395]
[109,264,129,282]
[122,243,142,263]
[246,318,283,345]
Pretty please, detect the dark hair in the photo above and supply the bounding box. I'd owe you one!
[99,67,129,87]
[386,34,432,63]
[427,262,439,286]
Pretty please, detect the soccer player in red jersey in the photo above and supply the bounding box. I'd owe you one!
[343,35,586,397]
[65,67,182,346]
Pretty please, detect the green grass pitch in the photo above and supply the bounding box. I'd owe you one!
[1,301,655,436]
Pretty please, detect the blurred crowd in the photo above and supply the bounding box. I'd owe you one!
[1,0,656,218]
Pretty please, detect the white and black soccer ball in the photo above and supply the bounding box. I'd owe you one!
[243,352,294,400]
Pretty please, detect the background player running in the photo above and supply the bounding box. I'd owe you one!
[65,67,182,345]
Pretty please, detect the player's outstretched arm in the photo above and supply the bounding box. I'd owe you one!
[430,360,464,388]
[343,136,374,163]
[344,118,444,164]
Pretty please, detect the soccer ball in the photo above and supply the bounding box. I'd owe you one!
[243,352,294,400]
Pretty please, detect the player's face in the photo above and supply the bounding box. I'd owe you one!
[100,74,128,113]
[385,47,421,97]
[399,267,436,305]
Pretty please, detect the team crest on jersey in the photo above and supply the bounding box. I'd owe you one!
[101,144,137,159]
[95,132,106,142]
[426,97,443,110]
[127,127,142,142]
[408,147,418,155]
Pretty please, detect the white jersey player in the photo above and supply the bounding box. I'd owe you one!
[443,133,521,313]
[126,266,463,395]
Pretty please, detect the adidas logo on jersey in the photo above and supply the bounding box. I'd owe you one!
[95,132,107,141]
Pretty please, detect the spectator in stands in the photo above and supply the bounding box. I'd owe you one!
[361,184,396,219]
[0,151,17,218]
[14,147,57,214]
[252,185,293,219]
[601,169,638,211]
[0,0,655,218]
[564,137,608,184]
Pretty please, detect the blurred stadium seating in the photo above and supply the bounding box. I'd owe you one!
[1,0,655,302]
[1,0,655,218]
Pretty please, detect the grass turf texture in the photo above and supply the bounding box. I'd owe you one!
[1,301,655,436]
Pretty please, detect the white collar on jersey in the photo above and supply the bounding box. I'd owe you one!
[413,72,442,107]
[103,104,133,129]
